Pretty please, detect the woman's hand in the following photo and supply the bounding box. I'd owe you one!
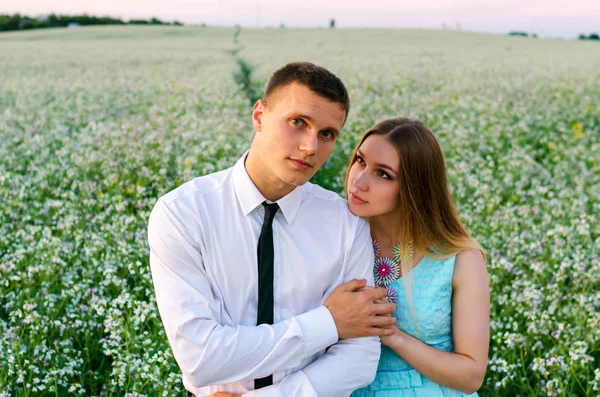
[208,393,242,397]
[380,325,403,347]
[372,295,400,346]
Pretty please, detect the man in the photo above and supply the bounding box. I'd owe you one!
[148,62,396,397]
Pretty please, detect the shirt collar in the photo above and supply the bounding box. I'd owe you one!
[232,150,304,225]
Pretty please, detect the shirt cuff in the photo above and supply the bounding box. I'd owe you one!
[295,306,338,357]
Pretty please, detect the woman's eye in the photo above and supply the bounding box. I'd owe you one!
[378,170,391,179]
[356,156,365,165]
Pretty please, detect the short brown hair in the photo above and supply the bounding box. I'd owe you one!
[264,62,350,120]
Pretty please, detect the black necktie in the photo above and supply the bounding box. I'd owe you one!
[255,202,279,389]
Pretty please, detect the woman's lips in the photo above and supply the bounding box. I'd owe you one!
[349,191,367,204]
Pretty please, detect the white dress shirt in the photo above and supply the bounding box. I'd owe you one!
[148,151,379,397]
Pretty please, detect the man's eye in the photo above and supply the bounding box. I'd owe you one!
[320,131,334,139]
[291,118,305,127]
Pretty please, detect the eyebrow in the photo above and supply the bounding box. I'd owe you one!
[357,149,398,174]
[294,114,340,136]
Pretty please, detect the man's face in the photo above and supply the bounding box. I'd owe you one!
[251,82,346,188]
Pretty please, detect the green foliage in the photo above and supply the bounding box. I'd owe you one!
[508,31,536,37]
[578,33,600,40]
[232,58,264,105]
[233,24,242,44]
[0,13,182,32]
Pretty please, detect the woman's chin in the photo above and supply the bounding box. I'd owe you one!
[347,200,368,217]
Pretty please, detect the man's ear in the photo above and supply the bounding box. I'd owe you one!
[252,99,266,132]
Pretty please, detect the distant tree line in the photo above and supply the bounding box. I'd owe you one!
[0,13,183,32]
[578,33,600,41]
[508,31,538,38]
[509,31,600,41]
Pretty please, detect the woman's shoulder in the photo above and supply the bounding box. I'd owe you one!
[455,249,485,265]
[452,249,488,289]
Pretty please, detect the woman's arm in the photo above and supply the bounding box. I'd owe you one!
[381,249,490,394]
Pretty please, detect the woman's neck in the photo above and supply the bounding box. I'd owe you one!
[367,214,424,264]
[366,214,399,248]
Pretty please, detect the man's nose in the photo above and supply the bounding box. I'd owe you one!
[299,131,318,155]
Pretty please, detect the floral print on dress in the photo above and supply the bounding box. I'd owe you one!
[374,256,400,286]
[392,241,414,264]
[373,239,382,258]
[386,286,399,303]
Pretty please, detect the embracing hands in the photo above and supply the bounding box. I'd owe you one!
[324,279,397,339]
[373,295,401,346]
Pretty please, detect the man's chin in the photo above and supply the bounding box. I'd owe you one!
[279,171,315,187]
[282,177,311,187]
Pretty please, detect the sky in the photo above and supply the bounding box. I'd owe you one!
[2,0,599,39]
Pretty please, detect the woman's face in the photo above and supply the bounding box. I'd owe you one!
[347,134,401,218]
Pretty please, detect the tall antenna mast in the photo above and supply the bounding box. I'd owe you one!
[256,1,261,28]
[219,0,224,26]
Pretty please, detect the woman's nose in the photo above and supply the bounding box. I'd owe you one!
[353,170,369,191]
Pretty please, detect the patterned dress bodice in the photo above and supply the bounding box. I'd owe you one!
[379,255,454,369]
[351,255,478,397]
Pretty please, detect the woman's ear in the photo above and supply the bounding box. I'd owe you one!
[252,99,266,132]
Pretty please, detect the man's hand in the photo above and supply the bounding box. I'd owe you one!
[208,393,242,397]
[324,279,396,339]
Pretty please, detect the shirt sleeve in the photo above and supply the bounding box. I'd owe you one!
[148,198,339,388]
[243,218,380,397]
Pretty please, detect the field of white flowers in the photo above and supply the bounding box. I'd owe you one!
[0,25,599,396]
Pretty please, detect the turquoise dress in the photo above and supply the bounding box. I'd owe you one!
[351,255,478,397]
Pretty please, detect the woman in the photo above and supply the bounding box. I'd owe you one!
[347,118,490,397]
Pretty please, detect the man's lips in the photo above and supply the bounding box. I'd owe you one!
[290,158,312,170]
[349,191,367,204]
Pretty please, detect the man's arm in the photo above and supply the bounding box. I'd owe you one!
[148,198,339,388]
[243,219,383,397]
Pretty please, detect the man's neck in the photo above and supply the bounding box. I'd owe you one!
[245,150,295,202]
